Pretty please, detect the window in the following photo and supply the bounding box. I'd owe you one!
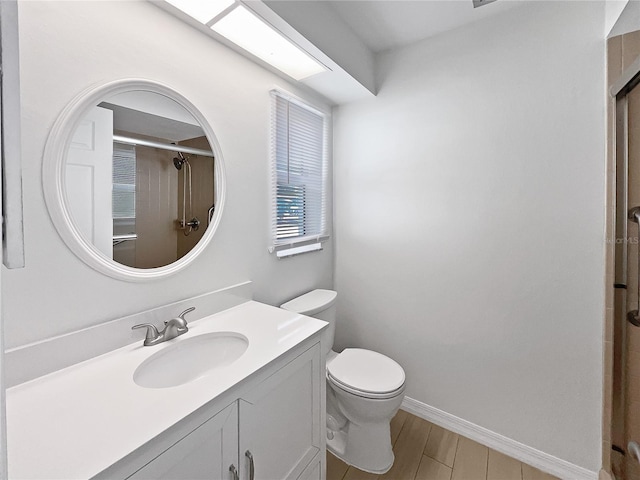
[112,143,136,219]
[270,90,329,256]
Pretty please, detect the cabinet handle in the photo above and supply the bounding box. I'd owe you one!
[229,464,239,480]
[245,450,255,480]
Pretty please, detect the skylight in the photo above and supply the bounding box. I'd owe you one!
[211,5,326,80]
[163,1,327,81]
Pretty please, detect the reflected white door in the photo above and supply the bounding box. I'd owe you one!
[65,106,113,258]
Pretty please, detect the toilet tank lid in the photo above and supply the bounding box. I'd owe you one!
[280,289,337,316]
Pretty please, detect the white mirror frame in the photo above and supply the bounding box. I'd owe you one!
[42,78,226,282]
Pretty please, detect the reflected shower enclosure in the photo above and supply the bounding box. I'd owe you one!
[64,90,215,269]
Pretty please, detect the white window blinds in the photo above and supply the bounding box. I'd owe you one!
[270,91,329,252]
[112,144,136,219]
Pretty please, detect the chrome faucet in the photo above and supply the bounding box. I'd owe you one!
[132,307,195,346]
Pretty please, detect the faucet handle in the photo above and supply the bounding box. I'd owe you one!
[132,323,160,342]
[177,307,196,324]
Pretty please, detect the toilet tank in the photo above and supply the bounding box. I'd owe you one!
[281,289,337,352]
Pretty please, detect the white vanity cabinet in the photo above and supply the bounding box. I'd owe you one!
[7,301,327,480]
[238,343,323,480]
[122,342,324,480]
[127,403,239,480]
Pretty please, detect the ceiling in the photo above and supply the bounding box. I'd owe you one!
[325,0,523,53]
[103,103,205,142]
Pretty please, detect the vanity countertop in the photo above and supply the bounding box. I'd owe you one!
[6,301,327,479]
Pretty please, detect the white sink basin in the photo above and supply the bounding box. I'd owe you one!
[133,332,249,388]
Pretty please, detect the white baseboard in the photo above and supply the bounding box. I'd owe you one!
[401,396,598,480]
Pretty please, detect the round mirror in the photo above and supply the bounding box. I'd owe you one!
[43,79,226,281]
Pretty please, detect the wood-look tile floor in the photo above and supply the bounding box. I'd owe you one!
[327,410,560,480]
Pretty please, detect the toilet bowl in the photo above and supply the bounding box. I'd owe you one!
[326,348,405,473]
[281,290,406,474]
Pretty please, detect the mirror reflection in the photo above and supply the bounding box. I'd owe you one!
[64,91,215,269]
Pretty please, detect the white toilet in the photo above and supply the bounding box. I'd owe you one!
[281,289,406,474]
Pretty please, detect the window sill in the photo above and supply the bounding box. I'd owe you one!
[269,235,329,258]
[275,242,322,258]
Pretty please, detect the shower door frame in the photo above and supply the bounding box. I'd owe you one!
[610,49,640,477]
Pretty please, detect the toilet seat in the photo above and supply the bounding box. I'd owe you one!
[328,375,405,399]
[327,348,405,399]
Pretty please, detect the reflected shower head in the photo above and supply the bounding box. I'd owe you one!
[173,151,187,170]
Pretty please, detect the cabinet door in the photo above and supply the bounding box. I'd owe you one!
[127,402,238,480]
[239,344,323,480]
[298,457,321,480]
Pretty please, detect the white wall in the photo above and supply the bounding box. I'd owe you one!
[3,0,333,349]
[334,1,605,472]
